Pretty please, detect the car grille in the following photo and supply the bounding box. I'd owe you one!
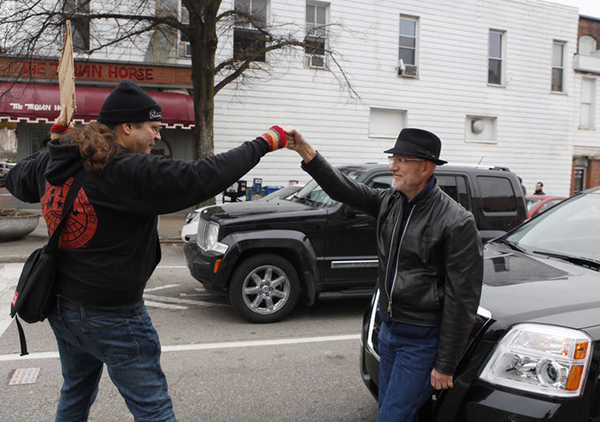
[196,218,208,248]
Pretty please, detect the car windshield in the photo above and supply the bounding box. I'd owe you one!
[291,170,360,207]
[504,191,600,262]
[257,185,302,202]
[525,197,542,211]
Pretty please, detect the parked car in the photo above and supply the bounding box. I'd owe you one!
[184,163,526,323]
[180,184,303,241]
[526,194,568,219]
[360,186,600,421]
[0,161,15,187]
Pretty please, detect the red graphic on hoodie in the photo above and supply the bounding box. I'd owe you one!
[41,177,97,248]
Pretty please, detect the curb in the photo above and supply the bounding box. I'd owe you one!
[0,238,185,264]
[0,256,28,264]
[159,237,185,245]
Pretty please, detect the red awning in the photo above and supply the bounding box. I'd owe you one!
[0,83,195,129]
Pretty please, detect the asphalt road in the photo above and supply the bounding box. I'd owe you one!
[0,187,19,209]
[0,244,379,421]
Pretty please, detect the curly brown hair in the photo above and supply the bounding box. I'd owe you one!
[60,122,117,173]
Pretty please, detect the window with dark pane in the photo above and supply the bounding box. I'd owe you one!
[306,3,327,68]
[399,17,417,65]
[478,176,518,213]
[488,31,503,85]
[63,0,90,51]
[233,0,268,62]
[552,41,565,92]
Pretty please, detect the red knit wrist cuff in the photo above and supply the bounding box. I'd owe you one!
[259,126,287,151]
[50,122,70,138]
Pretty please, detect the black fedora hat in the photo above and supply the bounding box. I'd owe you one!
[384,128,447,165]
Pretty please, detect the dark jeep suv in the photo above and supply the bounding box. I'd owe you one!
[184,164,526,323]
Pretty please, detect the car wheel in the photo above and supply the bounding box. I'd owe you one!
[229,254,300,323]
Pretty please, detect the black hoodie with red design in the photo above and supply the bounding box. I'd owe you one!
[6,137,271,307]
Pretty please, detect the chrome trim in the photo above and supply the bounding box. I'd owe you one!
[195,218,208,249]
[331,260,379,269]
[366,289,381,362]
[477,306,492,319]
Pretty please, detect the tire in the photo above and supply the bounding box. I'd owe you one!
[229,253,300,323]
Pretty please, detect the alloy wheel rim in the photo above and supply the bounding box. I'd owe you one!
[241,265,290,315]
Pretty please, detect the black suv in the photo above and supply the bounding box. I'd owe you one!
[184,164,526,323]
[360,187,600,421]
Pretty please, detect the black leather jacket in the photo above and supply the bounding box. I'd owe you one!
[302,153,483,375]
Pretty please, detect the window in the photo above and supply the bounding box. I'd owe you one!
[29,128,51,154]
[579,35,597,55]
[580,78,596,129]
[573,167,586,193]
[552,41,566,92]
[399,16,418,77]
[234,0,268,62]
[535,199,564,215]
[477,176,518,214]
[437,175,471,211]
[305,3,327,68]
[488,30,504,85]
[367,175,392,190]
[63,0,90,51]
[179,4,191,57]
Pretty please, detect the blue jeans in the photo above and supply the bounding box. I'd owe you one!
[48,296,177,422]
[377,320,439,422]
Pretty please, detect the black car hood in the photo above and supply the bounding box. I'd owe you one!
[203,199,327,223]
[480,242,600,330]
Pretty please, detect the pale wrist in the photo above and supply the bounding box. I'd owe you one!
[298,144,317,163]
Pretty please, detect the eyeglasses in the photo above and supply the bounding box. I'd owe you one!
[388,156,424,165]
[150,125,162,135]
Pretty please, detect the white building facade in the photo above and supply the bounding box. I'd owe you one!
[211,0,580,196]
[1,0,589,198]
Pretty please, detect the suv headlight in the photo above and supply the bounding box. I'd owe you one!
[198,221,228,254]
[480,323,592,397]
[185,210,200,224]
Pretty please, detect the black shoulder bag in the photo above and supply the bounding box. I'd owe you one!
[10,170,86,356]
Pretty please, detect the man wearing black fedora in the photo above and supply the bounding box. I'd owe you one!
[286,127,483,422]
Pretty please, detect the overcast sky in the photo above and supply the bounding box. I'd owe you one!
[550,0,600,18]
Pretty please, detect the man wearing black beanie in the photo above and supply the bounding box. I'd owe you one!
[98,79,164,125]
[96,79,165,154]
[6,79,288,422]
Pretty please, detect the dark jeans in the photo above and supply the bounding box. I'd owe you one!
[48,296,177,422]
[377,320,439,422]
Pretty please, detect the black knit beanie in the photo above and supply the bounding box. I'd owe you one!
[97,80,162,124]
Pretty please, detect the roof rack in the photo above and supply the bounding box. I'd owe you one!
[448,163,511,172]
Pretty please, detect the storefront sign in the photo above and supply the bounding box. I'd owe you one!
[0,83,195,128]
[0,57,192,87]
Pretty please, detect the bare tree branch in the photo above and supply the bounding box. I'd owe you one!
[0,0,358,205]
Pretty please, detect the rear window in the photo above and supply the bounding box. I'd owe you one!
[437,175,471,210]
[526,197,542,211]
[477,176,518,213]
[367,175,392,189]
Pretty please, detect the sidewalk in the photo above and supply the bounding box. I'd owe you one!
[0,212,187,263]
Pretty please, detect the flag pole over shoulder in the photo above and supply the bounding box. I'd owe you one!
[57,20,76,124]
